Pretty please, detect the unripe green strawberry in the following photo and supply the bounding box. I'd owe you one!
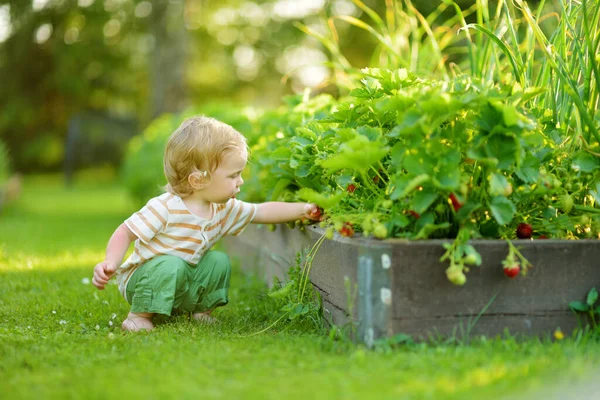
[464,254,478,265]
[446,266,466,286]
[373,223,388,239]
[560,194,574,213]
[382,200,393,209]
[361,218,373,232]
[325,227,334,240]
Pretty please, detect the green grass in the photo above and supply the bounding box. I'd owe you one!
[1,173,600,399]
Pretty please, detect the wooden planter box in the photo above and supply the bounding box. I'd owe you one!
[221,224,600,344]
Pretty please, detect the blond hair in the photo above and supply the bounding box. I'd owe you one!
[163,116,247,197]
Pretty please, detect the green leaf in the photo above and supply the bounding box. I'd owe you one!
[485,134,517,170]
[515,155,540,183]
[320,137,389,173]
[403,153,435,176]
[456,201,482,222]
[569,301,590,313]
[414,222,451,240]
[336,175,354,187]
[489,196,516,225]
[390,174,430,200]
[389,142,405,170]
[434,163,461,191]
[489,173,511,197]
[296,188,344,209]
[412,189,438,214]
[571,151,599,173]
[390,213,410,229]
[589,181,600,204]
[587,287,598,307]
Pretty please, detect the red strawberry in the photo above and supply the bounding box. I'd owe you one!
[449,193,462,211]
[407,210,421,219]
[538,235,548,239]
[516,223,532,239]
[347,184,356,193]
[503,262,520,278]
[339,222,354,237]
[312,207,323,220]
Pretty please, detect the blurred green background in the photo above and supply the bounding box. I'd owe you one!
[0,0,503,175]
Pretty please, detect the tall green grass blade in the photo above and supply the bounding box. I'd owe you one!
[515,0,600,144]
[462,23,524,85]
[582,0,600,121]
[445,0,477,76]
[331,15,396,57]
[351,0,387,32]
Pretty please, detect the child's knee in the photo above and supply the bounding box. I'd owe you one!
[204,251,231,276]
[154,256,189,286]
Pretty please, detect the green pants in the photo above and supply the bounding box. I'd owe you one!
[125,251,231,316]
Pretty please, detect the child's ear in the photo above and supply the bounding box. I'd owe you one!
[188,171,209,189]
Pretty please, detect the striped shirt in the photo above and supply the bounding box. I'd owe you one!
[115,192,257,297]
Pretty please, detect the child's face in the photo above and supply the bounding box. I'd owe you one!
[203,148,247,203]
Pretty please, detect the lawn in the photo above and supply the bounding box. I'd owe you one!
[1,173,600,399]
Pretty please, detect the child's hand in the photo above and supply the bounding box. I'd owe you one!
[304,203,324,221]
[92,261,118,290]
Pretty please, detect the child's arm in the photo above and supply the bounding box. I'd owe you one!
[92,223,137,290]
[253,202,321,224]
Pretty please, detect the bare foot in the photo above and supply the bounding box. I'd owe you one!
[121,312,154,332]
[192,312,217,324]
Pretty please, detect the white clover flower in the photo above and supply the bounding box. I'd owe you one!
[111,313,117,320]
[108,321,113,327]
[81,277,90,285]
[59,320,67,325]
[108,332,115,339]
[52,310,57,314]
[95,325,100,330]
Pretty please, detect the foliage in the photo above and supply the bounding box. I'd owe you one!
[258,244,326,335]
[239,68,600,284]
[570,287,600,329]
[456,0,600,149]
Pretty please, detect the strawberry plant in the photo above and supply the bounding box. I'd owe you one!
[242,68,600,285]
[569,288,600,329]
[248,235,327,336]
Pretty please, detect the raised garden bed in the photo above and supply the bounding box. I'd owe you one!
[222,224,600,344]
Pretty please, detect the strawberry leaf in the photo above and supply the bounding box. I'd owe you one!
[569,301,590,313]
[412,188,438,214]
[571,151,600,173]
[489,196,516,225]
[515,154,540,183]
[489,173,511,197]
[296,188,343,209]
[586,287,598,307]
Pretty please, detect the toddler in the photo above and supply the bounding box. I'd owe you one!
[92,116,321,331]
